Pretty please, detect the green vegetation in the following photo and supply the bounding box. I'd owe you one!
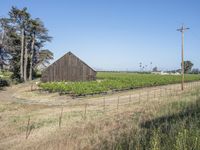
[39,72,200,96]
[101,91,200,149]
[0,78,9,88]
[0,7,53,82]
[0,71,12,88]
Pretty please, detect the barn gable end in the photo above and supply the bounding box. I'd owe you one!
[41,52,96,82]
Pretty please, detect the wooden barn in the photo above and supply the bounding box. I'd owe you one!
[41,52,96,82]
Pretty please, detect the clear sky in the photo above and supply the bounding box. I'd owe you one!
[0,0,200,71]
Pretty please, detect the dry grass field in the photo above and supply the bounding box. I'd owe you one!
[0,81,200,150]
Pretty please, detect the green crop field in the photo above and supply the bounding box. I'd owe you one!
[39,72,200,96]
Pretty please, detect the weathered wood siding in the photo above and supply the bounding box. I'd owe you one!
[41,52,96,82]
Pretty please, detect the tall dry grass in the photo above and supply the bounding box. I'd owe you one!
[1,82,200,150]
[18,86,200,150]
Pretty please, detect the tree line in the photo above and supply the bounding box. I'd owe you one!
[0,6,53,82]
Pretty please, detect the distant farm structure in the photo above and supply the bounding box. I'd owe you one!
[41,52,96,82]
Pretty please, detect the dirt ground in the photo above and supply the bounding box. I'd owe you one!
[0,81,199,150]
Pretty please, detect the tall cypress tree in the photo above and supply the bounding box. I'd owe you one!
[9,7,30,81]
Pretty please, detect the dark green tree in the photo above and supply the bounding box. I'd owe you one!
[9,6,30,81]
[34,49,53,70]
[153,67,158,72]
[182,60,193,73]
[0,17,21,80]
[0,18,11,70]
[0,6,53,82]
[28,18,52,80]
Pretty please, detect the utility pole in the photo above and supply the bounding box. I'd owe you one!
[177,24,189,90]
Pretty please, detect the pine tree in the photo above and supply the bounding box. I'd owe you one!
[0,6,53,81]
[28,18,51,80]
[9,7,30,81]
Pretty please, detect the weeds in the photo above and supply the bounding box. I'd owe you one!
[101,94,200,150]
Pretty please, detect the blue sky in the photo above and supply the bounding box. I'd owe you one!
[0,0,200,71]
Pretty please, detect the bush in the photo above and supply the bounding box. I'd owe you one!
[0,78,9,87]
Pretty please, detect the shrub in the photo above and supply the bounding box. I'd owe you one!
[0,78,9,87]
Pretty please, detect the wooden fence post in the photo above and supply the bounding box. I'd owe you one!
[59,107,63,128]
[103,97,105,112]
[139,91,141,101]
[129,95,131,106]
[117,96,119,110]
[84,104,87,119]
[174,85,176,94]
[147,90,149,101]
[160,88,161,97]
[26,116,31,139]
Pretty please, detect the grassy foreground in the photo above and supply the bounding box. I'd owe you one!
[1,82,200,149]
[114,98,200,150]
[35,86,200,150]
[39,72,200,96]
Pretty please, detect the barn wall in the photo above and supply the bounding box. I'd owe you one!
[41,52,96,82]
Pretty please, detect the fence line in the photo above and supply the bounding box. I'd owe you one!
[79,81,200,117]
[21,81,200,139]
[59,81,200,112]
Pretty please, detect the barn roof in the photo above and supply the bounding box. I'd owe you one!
[44,51,96,72]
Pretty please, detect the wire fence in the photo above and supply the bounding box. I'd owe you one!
[60,81,200,110]
[24,81,200,139]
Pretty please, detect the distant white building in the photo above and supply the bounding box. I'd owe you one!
[152,71,180,75]
[151,71,162,75]
[170,72,180,75]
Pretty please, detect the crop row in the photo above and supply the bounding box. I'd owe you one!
[39,73,200,96]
